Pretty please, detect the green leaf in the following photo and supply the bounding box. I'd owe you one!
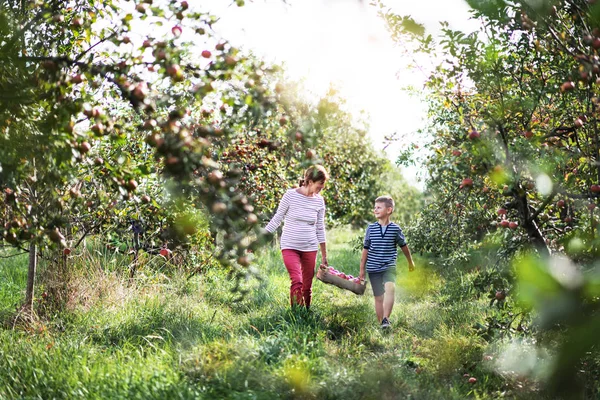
[514,253,561,308]
[465,0,508,20]
[398,16,426,37]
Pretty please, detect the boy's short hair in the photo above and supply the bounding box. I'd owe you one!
[375,196,395,210]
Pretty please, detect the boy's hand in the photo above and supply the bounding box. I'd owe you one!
[408,262,415,272]
[359,269,365,282]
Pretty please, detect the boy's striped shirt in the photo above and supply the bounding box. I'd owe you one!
[265,188,326,252]
[363,222,407,273]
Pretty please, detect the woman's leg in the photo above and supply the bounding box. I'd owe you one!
[282,249,303,306]
[299,251,318,308]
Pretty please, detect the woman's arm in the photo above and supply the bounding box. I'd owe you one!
[317,199,327,265]
[265,191,290,233]
[319,242,328,266]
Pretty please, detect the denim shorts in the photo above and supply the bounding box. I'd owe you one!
[368,268,396,297]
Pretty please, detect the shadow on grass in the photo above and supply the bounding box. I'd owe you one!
[244,301,372,342]
[88,304,224,349]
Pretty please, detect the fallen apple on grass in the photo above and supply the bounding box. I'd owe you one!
[159,248,172,258]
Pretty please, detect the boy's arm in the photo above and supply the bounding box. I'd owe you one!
[359,248,368,281]
[401,245,415,272]
[396,227,415,272]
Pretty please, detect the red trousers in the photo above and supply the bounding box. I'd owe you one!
[282,249,317,308]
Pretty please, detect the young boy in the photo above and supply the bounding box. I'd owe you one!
[359,196,415,329]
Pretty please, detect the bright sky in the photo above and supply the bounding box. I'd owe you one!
[202,0,481,188]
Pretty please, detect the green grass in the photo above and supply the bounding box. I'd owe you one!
[0,228,591,399]
[0,251,28,321]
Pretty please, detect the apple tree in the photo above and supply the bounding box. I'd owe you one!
[385,0,600,394]
[0,0,293,313]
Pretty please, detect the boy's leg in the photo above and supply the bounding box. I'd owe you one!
[299,250,318,309]
[374,295,384,323]
[381,268,397,321]
[368,271,385,322]
[282,249,304,307]
[383,282,395,320]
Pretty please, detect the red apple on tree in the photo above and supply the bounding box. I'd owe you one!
[78,142,91,154]
[460,178,473,188]
[201,50,212,58]
[166,64,183,81]
[171,25,183,37]
[468,130,480,140]
[508,221,518,229]
[500,220,510,228]
[126,179,138,191]
[560,81,575,92]
[71,74,83,84]
[71,17,83,28]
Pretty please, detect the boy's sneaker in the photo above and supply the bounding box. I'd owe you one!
[381,317,391,329]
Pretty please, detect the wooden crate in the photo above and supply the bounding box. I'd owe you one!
[316,266,367,295]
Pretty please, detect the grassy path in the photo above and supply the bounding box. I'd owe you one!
[0,228,549,399]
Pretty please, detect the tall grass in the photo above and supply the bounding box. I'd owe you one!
[0,251,28,322]
[0,228,591,399]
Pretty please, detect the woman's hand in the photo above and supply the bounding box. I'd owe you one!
[321,257,328,266]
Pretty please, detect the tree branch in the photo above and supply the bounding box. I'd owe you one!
[528,190,557,223]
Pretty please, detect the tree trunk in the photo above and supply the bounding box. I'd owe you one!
[24,242,37,311]
[129,231,140,280]
[515,191,551,257]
